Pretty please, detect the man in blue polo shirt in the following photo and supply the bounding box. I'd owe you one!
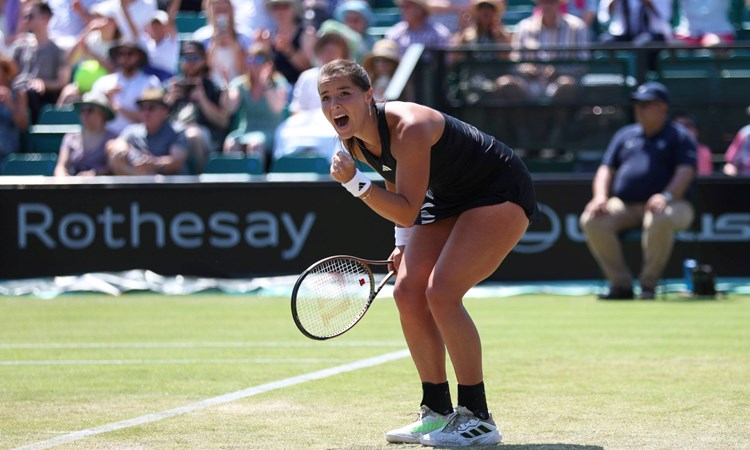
[579,81,697,300]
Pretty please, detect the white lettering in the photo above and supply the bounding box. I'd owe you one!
[245,212,277,249]
[171,212,204,248]
[131,203,165,248]
[97,207,126,249]
[58,213,95,249]
[515,203,560,253]
[209,213,240,248]
[18,203,55,249]
[281,213,316,260]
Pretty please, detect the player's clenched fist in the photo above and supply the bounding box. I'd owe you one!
[330,151,357,183]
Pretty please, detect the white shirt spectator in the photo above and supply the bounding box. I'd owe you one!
[90,70,161,134]
[47,0,107,50]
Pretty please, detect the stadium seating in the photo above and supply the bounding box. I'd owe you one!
[1,153,58,176]
[37,105,79,125]
[203,154,264,175]
[270,155,330,174]
[175,11,206,34]
[28,124,80,153]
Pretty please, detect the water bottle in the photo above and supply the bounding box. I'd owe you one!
[683,259,697,293]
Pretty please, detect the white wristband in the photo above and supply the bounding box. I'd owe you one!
[341,169,372,197]
[395,226,413,247]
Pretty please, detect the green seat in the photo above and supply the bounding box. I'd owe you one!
[2,153,58,175]
[28,124,81,153]
[203,154,264,175]
[37,105,79,125]
[175,12,206,34]
[271,155,330,174]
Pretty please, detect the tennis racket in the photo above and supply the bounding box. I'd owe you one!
[291,256,395,340]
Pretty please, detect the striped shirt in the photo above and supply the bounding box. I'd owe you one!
[512,13,590,61]
[385,20,451,57]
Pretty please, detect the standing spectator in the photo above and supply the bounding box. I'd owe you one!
[223,43,289,169]
[90,39,161,135]
[363,38,401,101]
[11,0,71,123]
[54,91,117,176]
[673,112,713,176]
[674,0,735,47]
[56,1,122,105]
[505,0,589,149]
[164,40,229,173]
[722,107,750,176]
[232,0,273,38]
[106,87,189,175]
[1,0,21,48]
[385,0,452,59]
[45,0,107,51]
[579,82,696,300]
[142,3,181,78]
[257,0,311,87]
[193,0,252,87]
[0,54,28,160]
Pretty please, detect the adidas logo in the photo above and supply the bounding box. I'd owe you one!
[382,165,392,171]
[358,182,368,191]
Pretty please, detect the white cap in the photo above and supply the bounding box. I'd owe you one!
[151,10,168,25]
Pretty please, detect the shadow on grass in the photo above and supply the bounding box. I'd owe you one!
[328,444,604,449]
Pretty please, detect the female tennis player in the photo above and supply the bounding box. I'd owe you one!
[319,59,538,447]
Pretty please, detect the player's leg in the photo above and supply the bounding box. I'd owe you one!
[420,201,528,447]
[386,220,455,443]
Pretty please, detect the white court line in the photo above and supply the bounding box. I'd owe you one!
[13,348,410,450]
[0,358,346,366]
[0,341,404,349]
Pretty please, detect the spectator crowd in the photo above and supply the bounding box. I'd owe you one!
[0,0,749,176]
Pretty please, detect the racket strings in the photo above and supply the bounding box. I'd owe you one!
[294,258,373,338]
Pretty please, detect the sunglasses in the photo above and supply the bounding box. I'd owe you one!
[23,13,36,20]
[180,53,203,63]
[246,55,268,65]
[117,50,138,58]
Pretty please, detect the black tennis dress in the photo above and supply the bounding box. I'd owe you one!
[357,102,540,225]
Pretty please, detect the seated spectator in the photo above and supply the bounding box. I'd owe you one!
[45,0,102,51]
[597,0,673,44]
[674,0,735,47]
[363,38,401,101]
[0,54,28,160]
[89,39,161,135]
[54,91,117,176]
[142,5,180,79]
[257,0,311,87]
[106,87,189,175]
[385,0,452,60]
[57,1,122,105]
[224,43,289,169]
[579,82,696,300]
[273,24,351,161]
[11,0,71,123]
[164,40,229,173]
[722,107,750,176]
[673,112,713,176]
[564,0,597,34]
[453,0,511,59]
[333,0,376,53]
[428,0,472,34]
[502,0,589,149]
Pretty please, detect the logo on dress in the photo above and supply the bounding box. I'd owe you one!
[382,165,392,171]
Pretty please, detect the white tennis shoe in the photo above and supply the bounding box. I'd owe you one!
[419,405,503,447]
[384,405,450,444]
